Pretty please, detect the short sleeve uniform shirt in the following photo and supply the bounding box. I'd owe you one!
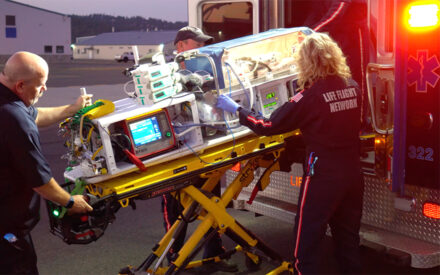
[0,83,52,235]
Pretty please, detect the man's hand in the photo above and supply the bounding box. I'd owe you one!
[216,95,241,113]
[69,195,93,214]
[35,94,94,127]
[74,94,93,110]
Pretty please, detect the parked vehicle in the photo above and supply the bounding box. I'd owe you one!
[115,52,134,62]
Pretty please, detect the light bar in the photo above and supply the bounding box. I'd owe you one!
[405,1,440,30]
[423,202,440,219]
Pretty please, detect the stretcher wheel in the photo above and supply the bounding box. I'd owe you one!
[245,254,261,271]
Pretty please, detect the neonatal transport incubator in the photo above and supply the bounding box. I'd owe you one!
[61,27,312,183]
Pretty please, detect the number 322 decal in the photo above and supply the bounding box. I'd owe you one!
[408,145,434,162]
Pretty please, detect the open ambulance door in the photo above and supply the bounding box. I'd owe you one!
[188,0,259,43]
[188,0,292,43]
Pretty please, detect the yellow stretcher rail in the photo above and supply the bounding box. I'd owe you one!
[86,131,298,204]
[84,131,299,275]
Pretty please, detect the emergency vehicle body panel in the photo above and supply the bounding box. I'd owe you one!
[189,0,440,268]
[395,1,440,191]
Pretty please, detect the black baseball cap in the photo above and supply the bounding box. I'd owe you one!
[174,26,214,45]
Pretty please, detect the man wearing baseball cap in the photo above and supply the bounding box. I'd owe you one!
[174,26,214,52]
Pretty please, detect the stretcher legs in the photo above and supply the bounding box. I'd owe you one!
[124,156,293,275]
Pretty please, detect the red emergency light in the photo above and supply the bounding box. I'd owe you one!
[423,202,440,219]
[404,1,440,31]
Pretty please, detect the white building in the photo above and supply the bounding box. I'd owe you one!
[73,31,177,61]
[0,0,71,62]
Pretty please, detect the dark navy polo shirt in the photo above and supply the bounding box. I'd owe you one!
[0,82,52,235]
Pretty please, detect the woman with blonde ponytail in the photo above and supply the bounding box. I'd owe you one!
[217,32,364,274]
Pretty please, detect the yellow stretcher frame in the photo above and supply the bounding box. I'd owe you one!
[85,131,299,275]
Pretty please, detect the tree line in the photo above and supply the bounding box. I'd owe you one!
[70,14,187,42]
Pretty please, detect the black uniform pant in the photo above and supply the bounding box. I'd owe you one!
[292,151,364,274]
[161,178,224,262]
[0,232,39,274]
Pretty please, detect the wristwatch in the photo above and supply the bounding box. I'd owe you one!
[64,196,75,209]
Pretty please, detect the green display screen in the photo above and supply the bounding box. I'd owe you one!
[263,102,277,108]
[266,92,275,99]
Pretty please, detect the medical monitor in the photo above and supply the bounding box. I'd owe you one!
[124,109,176,158]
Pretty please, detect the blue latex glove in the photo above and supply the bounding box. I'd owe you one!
[216,95,241,113]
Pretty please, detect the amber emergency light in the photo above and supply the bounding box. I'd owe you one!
[423,202,440,219]
[405,1,440,30]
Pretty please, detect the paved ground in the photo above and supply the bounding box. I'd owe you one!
[46,59,133,88]
[28,60,440,275]
[0,59,132,88]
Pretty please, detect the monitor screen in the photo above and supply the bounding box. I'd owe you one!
[129,116,162,147]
